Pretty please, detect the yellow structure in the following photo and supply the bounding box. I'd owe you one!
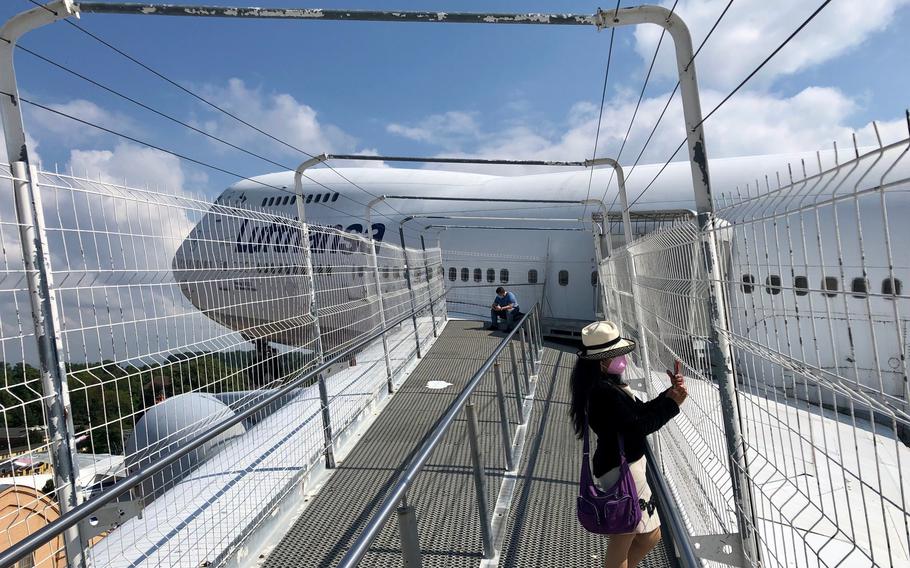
[0,485,64,568]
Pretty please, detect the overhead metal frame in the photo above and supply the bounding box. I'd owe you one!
[0,2,755,565]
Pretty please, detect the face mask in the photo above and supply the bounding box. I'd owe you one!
[606,355,627,375]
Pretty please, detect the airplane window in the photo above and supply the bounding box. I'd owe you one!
[765,275,782,295]
[306,194,313,204]
[851,277,869,298]
[461,268,469,282]
[794,276,809,296]
[528,269,538,284]
[449,267,457,281]
[261,198,268,207]
[290,195,296,205]
[324,193,332,202]
[742,274,755,293]
[474,268,482,282]
[883,277,902,297]
[500,269,509,284]
[558,270,569,286]
[591,271,598,286]
[266,197,274,206]
[486,269,495,283]
[332,193,340,202]
[822,276,838,297]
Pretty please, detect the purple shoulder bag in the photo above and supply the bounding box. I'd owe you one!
[577,414,641,534]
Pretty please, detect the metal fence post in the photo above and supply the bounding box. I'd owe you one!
[588,207,613,320]
[464,400,495,559]
[397,493,423,568]
[11,161,86,566]
[592,156,656,396]
[507,342,525,422]
[364,198,395,392]
[368,240,394,392]
[398,225,422,358]
[1,5,86,564]
[530,311,542,369]
[519,328,532,386]
[292,155,336,468]
[419,235,438,338]
[297,219,335,469]
[627,254,655,390]
[492,362,514,470]
[655,9,762,560]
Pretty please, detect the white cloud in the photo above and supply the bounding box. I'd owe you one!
[28,99,135,143]
[386,111,481,150]
[194,78,376,162]
[68,143,193,193]
[634,0,910,90]
[387,87,907,175]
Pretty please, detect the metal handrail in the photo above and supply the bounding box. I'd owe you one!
[337,304,540,567]
[0,300,440,568]
[644,442,702,567]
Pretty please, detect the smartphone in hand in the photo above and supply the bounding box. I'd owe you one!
[666,360,682,385]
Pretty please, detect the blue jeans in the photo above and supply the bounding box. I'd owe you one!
[490,308,517,329]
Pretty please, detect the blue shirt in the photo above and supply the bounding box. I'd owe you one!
[494,292,518,309]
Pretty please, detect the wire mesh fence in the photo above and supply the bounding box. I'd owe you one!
[601,137,910,568]
[0,162,446,567]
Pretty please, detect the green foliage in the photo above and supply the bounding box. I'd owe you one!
[0,349,276,455]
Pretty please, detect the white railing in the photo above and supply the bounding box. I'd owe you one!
[600,136,910,568]
[0,163,446,568]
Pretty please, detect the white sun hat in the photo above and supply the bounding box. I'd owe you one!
[576,320,636,360]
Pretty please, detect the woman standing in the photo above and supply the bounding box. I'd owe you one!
[571,321,687,568]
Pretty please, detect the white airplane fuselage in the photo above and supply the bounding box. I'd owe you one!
[173,150,909,411]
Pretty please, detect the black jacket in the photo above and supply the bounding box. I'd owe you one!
[588,378,680,477]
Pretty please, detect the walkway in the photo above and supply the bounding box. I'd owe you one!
[261,321,672,567]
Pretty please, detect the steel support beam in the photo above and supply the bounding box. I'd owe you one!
[0,3,86,566]
[397,222,423,358]
[294,154,334,468]
[418,235,439,338]
[586,158,656,399]
[364,196,395,390]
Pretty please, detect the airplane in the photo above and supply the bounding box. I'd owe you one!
[171,147,909,422]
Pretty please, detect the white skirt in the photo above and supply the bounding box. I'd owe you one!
[596,454,661,534]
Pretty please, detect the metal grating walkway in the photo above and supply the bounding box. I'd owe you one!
[261,321,672,567]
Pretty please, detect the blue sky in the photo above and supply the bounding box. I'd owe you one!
[2,0,909,195]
